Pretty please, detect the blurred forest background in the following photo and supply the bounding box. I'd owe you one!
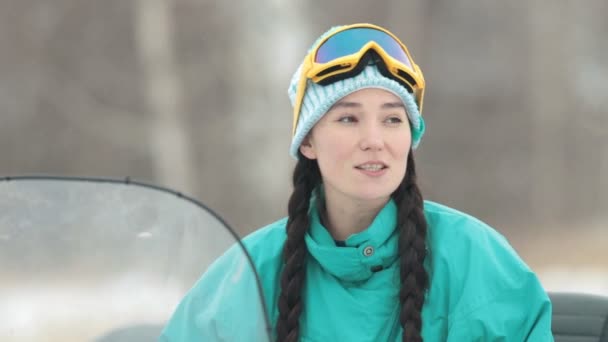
[1,0,606,296]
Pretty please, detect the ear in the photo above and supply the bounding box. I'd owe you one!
[299,135,317,160]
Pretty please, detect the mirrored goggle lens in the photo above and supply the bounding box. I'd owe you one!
[315,27,413,69]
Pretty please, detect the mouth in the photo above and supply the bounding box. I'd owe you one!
[355,162,388,171]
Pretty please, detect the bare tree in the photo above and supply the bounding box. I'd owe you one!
[134,0,195,192]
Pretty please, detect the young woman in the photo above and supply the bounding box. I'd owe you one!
[161,23,553,341]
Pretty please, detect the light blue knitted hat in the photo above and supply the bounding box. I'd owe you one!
[288,25,426,160]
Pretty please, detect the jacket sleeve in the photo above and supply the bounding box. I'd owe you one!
[159,243,271,342]
[447,270,554,341]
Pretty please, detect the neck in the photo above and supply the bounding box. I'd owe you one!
[319,193,389,241]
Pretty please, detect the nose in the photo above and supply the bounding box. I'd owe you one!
[358,122,384,151]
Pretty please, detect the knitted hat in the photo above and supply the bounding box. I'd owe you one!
[288,25,426,160]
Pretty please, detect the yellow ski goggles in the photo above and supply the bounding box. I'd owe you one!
[292,23,426,135]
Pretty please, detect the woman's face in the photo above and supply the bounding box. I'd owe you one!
[300,88,411,204]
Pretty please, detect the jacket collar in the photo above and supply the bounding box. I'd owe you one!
[304,193,400,282]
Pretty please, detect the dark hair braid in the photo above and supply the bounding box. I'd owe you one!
[392,152,429,342]
[276,152,321,342]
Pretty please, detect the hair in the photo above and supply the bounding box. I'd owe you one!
[276,150,429,342]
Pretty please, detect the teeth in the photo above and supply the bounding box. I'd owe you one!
[358,164,384,171]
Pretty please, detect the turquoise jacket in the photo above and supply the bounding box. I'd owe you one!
[161,199,554,341]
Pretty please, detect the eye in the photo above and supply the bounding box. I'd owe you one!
[385,116,404,124]
[337,115,357,123]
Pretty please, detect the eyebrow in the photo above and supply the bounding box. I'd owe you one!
[329,101,405,110]
[381,102,406,109]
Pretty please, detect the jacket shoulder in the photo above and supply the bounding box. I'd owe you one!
[160,217,289,341]
[423,200,515,259]
[241,217,288,268]
[422,200,544,315]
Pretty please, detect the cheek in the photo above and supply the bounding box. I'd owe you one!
[392,130,412,153]
[316,134,352,162]
[400,137,412,154]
